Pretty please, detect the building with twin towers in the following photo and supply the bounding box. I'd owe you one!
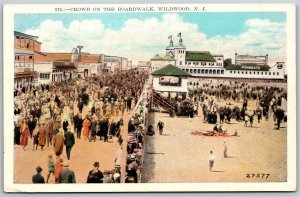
[150,33,285,81]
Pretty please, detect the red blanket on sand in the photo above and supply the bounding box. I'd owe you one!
[191,131,230,137]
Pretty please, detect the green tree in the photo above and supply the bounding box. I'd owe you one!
[224,58,232,68]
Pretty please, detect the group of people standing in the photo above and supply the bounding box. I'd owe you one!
[13,70,148,184]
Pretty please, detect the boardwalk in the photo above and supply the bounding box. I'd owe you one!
[142,83,287,183]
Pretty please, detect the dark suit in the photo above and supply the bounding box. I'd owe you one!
[62,121,69,133]
[32,173,45,183]
[64,131,75,160]
[76,118,83,139]
[28,119,36,138]
[60,167,76,183]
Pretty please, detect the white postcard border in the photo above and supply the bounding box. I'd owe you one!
[3,3,296,192]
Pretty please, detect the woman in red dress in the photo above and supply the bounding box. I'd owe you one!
[82,117,91,141]
[20,121,30,151]
[39,123,46,151]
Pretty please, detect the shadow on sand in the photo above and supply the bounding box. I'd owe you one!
[141,113,156,183]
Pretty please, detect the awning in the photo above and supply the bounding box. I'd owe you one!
[15,72,35,78]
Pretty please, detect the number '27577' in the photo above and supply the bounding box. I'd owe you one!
[246,173,270,179]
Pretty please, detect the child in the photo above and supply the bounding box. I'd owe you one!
[46,154,55,183]
[32,130,39,151]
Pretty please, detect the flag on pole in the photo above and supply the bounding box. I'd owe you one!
[177,32,181,37]
[168,35,172,40]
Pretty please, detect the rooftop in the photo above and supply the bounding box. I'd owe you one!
[186,51,216,62]
[14,31,38,40]
[151,64,190,77]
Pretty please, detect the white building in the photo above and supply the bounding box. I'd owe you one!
[150,34,285,80]
[137,61,151,72]
[151,64,190,97]
[76,52,102,78]
[235,53,268,65]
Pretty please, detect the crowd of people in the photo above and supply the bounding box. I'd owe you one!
[159,79,287,130]
[13,70,148,183]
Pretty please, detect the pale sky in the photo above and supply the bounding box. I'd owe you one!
[15,12,286,65]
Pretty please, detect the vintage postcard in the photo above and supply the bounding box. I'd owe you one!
[3,4,296,192]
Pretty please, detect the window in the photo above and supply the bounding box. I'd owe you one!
[238,71,240,74]
[217,70,220,74]
[249,72,251,74]
[242,72,244,74]
[277,72,279,75]
[205,69,208,74]
[190,69,193,73]
[26,43,30,48]
[234,71,236,74]
[245,72,247,74]
[29,56,33,59]
[201,70,204,74]
[188,62,191,65]
[194,69,196,73]
[273,72,275,75]
[198,69,200,74]
[180,61,182,66]
[257,72,259,75]
[230,71,232,74]
[213,70,216,74]
[221,70,224,74]
[209,70,212,74]
[269,72,271,75]
[40,73,50,79]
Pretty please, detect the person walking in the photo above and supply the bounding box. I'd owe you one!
[32,166,45,183]
[20,121,30,151]
[39,123,46,151]
[76,114,83,139]
[46,154,55,183]
[62,119,69,133]
[82,116,91,141]
[86,162,103,183]
[157,120,164,135]
[54,158,64,183]
[209,151,215,171]
[27,115,36,138]
[59,161,76,183]
[223,142,228,158]
[64,126,75,160]
[54,128,64,157]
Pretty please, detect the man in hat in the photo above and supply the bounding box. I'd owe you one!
[86,162,103,183]
[32,166,45,183]
[60,161,76,183]
[64,125,75,160]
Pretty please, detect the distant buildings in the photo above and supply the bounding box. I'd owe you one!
[14,31,38,89]
[137,61,151,72]
[14,31,132,89]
